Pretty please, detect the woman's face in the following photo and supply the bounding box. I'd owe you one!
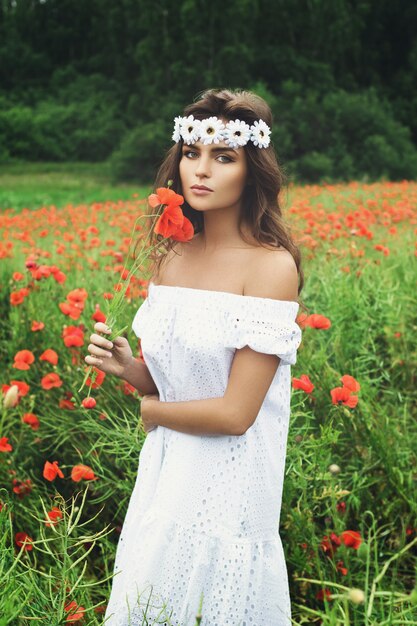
[179,134,249,214]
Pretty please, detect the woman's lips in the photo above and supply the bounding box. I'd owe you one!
[191,187,213,195]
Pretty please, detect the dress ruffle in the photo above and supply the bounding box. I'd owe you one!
[223,309,302,366]
[104,507,292,626]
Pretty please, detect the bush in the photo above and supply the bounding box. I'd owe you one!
[296,151,334,183]
[109,121,171,184]
[0,86,126,163]
[267,81,417,182]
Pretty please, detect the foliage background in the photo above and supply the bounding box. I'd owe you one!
[1,0,417,183]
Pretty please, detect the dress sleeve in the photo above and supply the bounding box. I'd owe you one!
[131,297,150,338]
[224,300,302,366]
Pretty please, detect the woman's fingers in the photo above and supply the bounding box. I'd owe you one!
[85,354,103,365]
[87,343,113,358]
[89,332,113,349]
[112,335,125,346]
[94,322,111,334]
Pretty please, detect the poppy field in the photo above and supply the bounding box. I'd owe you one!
[0,176,416,625]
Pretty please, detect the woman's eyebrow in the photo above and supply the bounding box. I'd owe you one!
[182,145,238,154]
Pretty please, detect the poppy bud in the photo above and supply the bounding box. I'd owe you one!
[357,541,369,562]
[347,588,365,604]
[3,385,19,408]
[82,397,96,409]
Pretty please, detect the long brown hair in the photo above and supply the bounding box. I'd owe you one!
[140,88,306,307]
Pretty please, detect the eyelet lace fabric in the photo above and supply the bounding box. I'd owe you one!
[103,282,302,626]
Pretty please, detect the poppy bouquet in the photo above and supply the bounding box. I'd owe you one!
[78,183,194,401]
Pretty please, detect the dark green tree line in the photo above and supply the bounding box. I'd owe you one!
[0,0,416,181]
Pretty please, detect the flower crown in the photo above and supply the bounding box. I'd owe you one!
[172,115,271,149]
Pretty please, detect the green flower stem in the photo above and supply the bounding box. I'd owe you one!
[78,201,171,399]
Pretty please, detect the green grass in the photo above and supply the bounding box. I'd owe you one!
[0,162,151,212]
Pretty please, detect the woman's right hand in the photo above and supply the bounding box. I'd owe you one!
[85,322,134,378]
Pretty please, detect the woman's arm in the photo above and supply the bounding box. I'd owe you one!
[141,395,237,436]
[122,357,159,396]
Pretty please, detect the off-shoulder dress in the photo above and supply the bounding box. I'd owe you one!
[103,281,302,626]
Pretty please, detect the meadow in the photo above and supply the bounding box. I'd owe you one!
[0,164,416,625]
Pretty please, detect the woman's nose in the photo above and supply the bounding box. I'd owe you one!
[195,156,211,176]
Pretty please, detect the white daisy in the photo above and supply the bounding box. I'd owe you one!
[250,119,271,148]
[180,115,202,145]
[223,119,252,149]
[172,116,185,142]
[198,116,225,145]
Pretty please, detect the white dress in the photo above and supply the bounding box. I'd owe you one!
[104,281,302,626]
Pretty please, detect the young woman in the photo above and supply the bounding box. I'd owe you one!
[86,88,305,626]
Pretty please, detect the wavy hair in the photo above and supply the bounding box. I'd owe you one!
[139,88,306,307]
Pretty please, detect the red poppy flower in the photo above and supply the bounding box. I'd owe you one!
[292,374,314,393]
[45,506,63,527]
[170,215,194,242]
[330,386,358,408]
[340,374,361,392]
[32,264,52,280]
[12,478,33,498]
[316,588,332,601]
[53,269,66,283]
[320,532,341,556]
[43,460,65,481]
[41,373,63,390]
[10,288,30,306]
[336,559,348,575]
[39,349,59,365]
[12,272,24,281]
[154,204,186,238]
[148,187,184,208]
[81,397,97,409]
[64,600,86,623]
[71,464,97,482]
[340,530,362,549]
[22,413,40,430]
[303,313,331,329]
[85,367,105,389]
[122,381,136,395]
[31,321,45,331]
[59,398,76,410]
[13,349,35,370]
[92,305,106,323]
[67,288,88,306]
[59,301,83,320]
[0,437,13,452]
[25,258,37,270]
[15,531,33,551]
[62,326,84,347]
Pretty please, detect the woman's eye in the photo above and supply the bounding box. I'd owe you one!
[182,151,232,163]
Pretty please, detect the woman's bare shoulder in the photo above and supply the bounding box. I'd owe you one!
[150,241,184,284]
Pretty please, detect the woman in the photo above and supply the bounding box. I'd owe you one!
[86,88,305,626]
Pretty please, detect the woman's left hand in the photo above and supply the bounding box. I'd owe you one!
[140,393,160,433]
